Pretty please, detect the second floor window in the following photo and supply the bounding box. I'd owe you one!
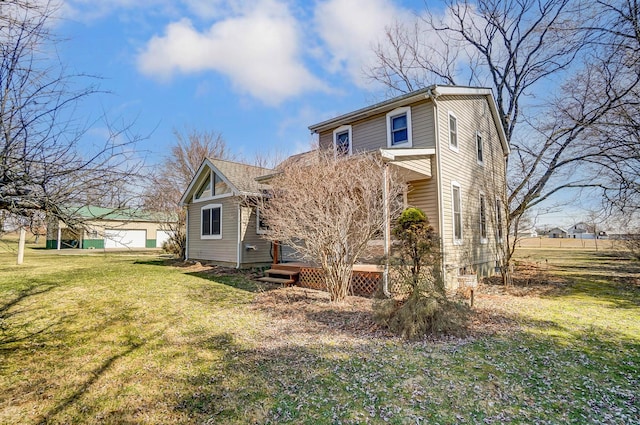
[386,106,412,148]
[476,132,484,164]
[391,114,408,145]
[449,112,458,150]
[333,125,352,156]
[335,130,349,155]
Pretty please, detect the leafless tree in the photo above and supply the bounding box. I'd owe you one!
[261,151,404,302]
[368,0,640,283]
[0,0,144,231]
[143,128,233,257]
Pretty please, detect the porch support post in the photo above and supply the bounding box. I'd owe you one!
[272,240,279,265]
[382,163,391,297]
[56,224,61,250]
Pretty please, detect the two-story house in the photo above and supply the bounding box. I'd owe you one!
[181,85,509,288]
[308,85,509,286]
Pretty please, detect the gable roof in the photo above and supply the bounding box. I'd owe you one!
[308,85,509,155]
[180,158,274,205]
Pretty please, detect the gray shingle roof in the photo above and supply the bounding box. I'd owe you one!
[209,158,274,195]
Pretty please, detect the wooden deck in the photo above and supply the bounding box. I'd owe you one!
[264,262,383,297]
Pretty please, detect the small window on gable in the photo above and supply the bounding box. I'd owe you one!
[195,173,211,200]
[333,125,352,156]
[201,204,222,239]
[386,107,412,148]
[213,173,230,196]
[476,131,484,164]
[449,112,458,150]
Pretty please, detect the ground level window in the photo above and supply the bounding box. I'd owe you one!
[201,204,222,238]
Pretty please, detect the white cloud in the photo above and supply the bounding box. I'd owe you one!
[314,0,411,87]
[136,0,325,105]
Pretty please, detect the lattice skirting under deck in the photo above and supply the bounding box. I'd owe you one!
[298,267,383,297]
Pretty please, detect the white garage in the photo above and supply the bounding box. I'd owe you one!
[156,230,173,248]
[104,229,147,249]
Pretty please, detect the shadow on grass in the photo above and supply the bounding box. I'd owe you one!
[172,321,640,424]
[133,258,276,293]
[0,281,61,353]
[36,340,145,425]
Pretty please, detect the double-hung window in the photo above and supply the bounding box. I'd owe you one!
[201,204,222,239]
[479,193,488,243]
[452,183,462,243]
[476,131,484,164]
[333,125,352,156]
[449,112,458,150]
[386,107,412,148]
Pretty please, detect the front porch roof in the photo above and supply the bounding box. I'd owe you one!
[380,148,435,181]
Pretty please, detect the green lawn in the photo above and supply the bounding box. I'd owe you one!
[1,246,639,424]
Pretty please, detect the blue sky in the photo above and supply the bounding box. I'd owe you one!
[50,0,596,227]
[54,0,434,166]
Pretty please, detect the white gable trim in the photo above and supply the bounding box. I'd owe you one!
[179,158,240,206]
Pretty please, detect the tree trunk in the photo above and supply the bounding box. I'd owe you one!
[17,227,26,265]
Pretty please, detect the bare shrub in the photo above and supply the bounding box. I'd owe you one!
[261,151,404,302]
[374,208,469,339]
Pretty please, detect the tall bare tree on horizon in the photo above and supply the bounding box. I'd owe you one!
[0,0,145,261]
[368,0,640,282]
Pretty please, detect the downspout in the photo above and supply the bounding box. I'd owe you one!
[236,203,242,269]
[382,163,391,297]
[427,88,447,284]
[184,207,189,260]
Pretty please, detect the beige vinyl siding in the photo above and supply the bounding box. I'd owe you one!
[410,100,436,149]
[352,116,386,152]
[406,177,439,233]
[319,131,332,150]
[240,206,273,265]
[436,95,506,282]
[318,100,436,154]
[187,196,238,264]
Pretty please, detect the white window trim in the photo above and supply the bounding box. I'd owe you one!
[476,131,484,165]
[195,192,233,203]
[333,125,353,156]
[201,203,222,240]
[479,192,488,244]
[256,206,268,235]
[451,181,463,245]
[195,170,234,202]
[194,170,212,201]
[448,111,458,152]
[386,106,412,148]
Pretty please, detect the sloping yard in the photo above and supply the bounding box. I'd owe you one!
[0,247,638,424]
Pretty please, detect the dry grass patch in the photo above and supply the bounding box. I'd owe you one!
[1,247,639,424]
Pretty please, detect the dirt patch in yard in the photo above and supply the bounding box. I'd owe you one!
[167,259,541,342]
[250,285,524,345]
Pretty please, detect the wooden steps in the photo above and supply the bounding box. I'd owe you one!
[257,267,300,286]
